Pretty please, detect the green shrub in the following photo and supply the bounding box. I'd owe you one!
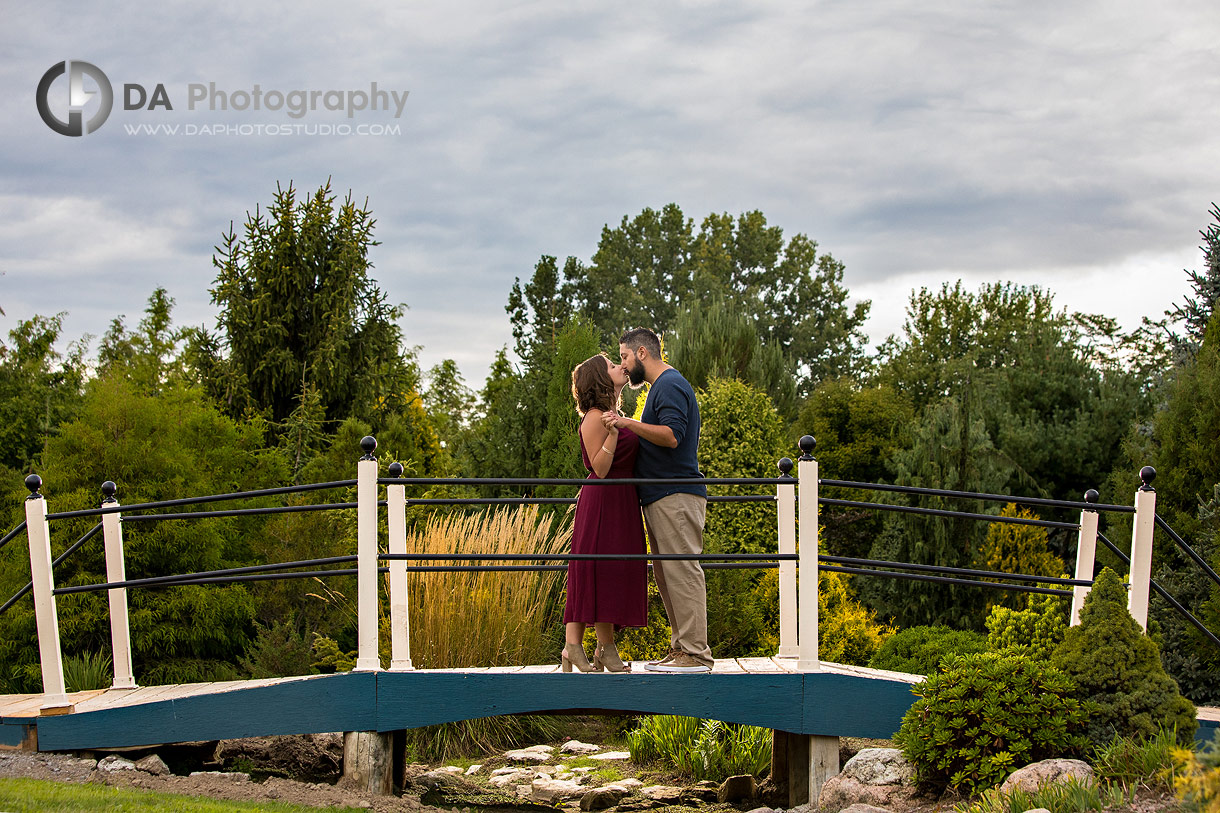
[63,650,112,692]
[240,620,315,678]
[1050,567,1197,747]
[894,651,1090,794]
[819,572,894,665]
[627,715,771,781]
[986,591,1068,660]
[1092,727,1181,790]
[868,625,988,675]
[956,777,1130,813]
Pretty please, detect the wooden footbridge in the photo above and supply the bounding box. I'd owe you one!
[2,437,1218,803]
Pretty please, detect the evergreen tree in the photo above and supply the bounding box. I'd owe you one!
[537,319,602,491]
[789,379,912,559]
[97,287,182,391]
[1051,568,1196,746]
[666,295,798,420]
[974,504,1064,610]
[860,395,1014,629]
[0,376,288,689]
[207,180,417,427]
[0,314,86,473]
[549,204,870,393]
[876,281,1146,503]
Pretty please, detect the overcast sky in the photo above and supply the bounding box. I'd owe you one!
[4,1,1218,388]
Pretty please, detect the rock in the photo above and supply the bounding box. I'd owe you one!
[841,805,897,813]
[435,765,465,775]
[134,755,170,776]
[1024,809,1052,813]
[532,776,585,804]
[818,748,920,813]
[615,778,644,789]
[818,775,919,812]
[842,749,915,786]
[515,783,533,798]
[639,784,684,802]
[505,744,555,762]
[588,750,631,761]
[414,769,469,789]
[96,755,136,773]
[561,740,602,755]
[744,807,777,813]
[489,768,535,787]
[465,763,483,775]
[718,774,757,802]
[999,759,1094,795]
[581,785,627,810]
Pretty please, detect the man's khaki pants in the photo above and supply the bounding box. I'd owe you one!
[643,493,712,666]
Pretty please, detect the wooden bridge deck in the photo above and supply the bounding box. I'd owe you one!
[3,658,1216,753]
[0,657,926,752]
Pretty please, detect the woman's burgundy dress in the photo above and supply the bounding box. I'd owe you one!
[562,423,648,627]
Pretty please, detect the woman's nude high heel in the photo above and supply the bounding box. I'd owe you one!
[561,642,602,672]
[593,642,632,673]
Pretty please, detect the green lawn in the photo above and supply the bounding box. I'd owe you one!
[0,778,361,812]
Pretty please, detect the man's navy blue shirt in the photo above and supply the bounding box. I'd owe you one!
[635,368,706,505]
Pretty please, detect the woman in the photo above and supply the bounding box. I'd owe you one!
[562,353,648,672]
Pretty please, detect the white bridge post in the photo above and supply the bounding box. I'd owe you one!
[1128,466,1157,631]
[796,436,820,672]
[354,436,381,672]
[22,475,73,714]
[1070,489,1100,626]
[777,457,798,658]
[100,481,136,689]
[385,462,413,671]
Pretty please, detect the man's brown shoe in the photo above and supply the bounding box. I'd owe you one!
[646,652,711,673]
[645,649,679,668]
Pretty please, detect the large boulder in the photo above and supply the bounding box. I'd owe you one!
[718,775,757,803]
[134,755,170,776]
[818,749,919,813]
[999,759,1093,795]
[505,745,555,763]
[842,749,914,785]
[581,785,627,810]
[561,740,601,755]
[531,776,584,804]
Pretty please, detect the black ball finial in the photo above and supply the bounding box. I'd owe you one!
[387,462,403,478]
[1084,489,1099,505]
[778,457,794,478]
[360,436,377,460]
[101,481,118,504]
[1139,465,1156,492]
[24,473,42,498]
[798,435,816,461]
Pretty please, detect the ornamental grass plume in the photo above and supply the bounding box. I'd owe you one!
[1050,567,1196,747]
[400,504,568,669]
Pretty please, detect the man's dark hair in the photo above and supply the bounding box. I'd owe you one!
[619,327,662,360]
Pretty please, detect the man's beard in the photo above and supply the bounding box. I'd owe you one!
[627,361,647,388]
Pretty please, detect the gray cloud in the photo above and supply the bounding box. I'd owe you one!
[3,0,1218,385]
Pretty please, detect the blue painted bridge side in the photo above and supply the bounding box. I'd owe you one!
[33,669,918,752]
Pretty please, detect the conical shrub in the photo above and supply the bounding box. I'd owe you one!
[1051,567,1197,747]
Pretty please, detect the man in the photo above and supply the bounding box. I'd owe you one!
[604,327,712,673]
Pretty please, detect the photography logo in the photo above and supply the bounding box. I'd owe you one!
[36,60,113,136]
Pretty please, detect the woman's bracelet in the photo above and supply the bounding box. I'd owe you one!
[602,444,614,455]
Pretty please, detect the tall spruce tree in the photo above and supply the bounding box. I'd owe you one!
[207,181,416,427]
